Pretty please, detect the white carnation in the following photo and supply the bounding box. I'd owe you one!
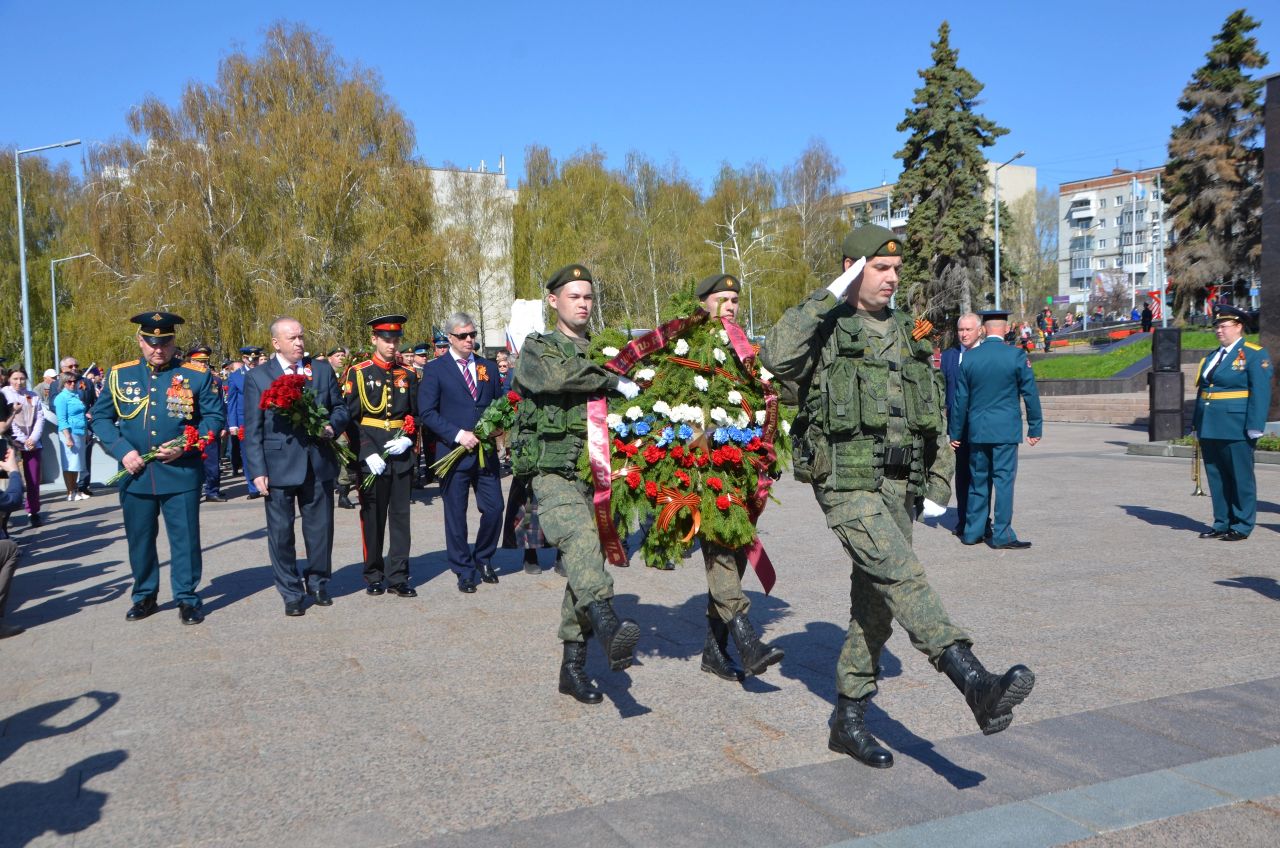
[735,411,750,428]
[727,390,742,405]
[781,419,791,435]
[601,346,620,357]
[636,368,655,381]
[674,339,689,355]
[693,375,709,392]
[709,406,728,423]
[755,410,766,425]
[713,348,726,363]
[758,367,773,383]
[719,329,730,345]
[606,413,622,428]
[651,400,671,416]
[625,406,643,421]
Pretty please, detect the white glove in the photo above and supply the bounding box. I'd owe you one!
[826,257,865,300]
[920,499,947,519]
[384,435,414,456]
[616,378,640,400]
[1247,430,1263,439]
[228,426,240,435]
[365,454,387,475]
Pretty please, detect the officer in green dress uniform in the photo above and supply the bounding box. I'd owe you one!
[1193,304,1273,541]
[762,226,1036,768]
[510,263,644,704]
[694,272,784,681]
[91,312,225,625]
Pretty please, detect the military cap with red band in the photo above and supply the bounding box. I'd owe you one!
[367,314,408,338]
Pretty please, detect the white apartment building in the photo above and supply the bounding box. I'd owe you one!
[835,162,1037,236]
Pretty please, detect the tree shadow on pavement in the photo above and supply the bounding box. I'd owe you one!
[1119,504,1205,532]
[0,691,119,766]
[9,560,131,629]
[1215,576,1280,601]
[0,749,128,847]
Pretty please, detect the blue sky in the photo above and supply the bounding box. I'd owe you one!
[1,1,1274,195]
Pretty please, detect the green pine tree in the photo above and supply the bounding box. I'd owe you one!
[893,21,1008,320]
[1164,9,1267,316]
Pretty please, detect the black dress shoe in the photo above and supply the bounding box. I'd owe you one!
[458,582,477,594]
[1198,529,1227,539]
[309,587,333,606]
[988,539,1032,550]
[337,493,356,510]
[27,513,42,528]
[178,603,204,625]
[1220,531,1249,542]
[366,582,386,596]
[125,597,158,622]
[388,582,418,598]
[284,601,305,617]
[203,493,227,503]
[479,564,499,584]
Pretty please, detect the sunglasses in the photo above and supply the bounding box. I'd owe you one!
[450,332,477,340]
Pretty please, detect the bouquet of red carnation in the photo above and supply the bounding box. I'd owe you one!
[430,391,521,478]
[361,415,417,489]
[107,425,216,486]
[259,373,357,466]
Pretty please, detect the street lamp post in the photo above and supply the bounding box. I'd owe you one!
[50,252,92,370]
[15,138,81,379]
[993,150,1025,311]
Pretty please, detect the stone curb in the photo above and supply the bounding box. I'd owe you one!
[1126,441,1280,464]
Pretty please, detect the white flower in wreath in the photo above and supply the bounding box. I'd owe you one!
[719,329,730,345]
[758,366,774,383]
[709,406,728,424]
[693,374,709,392]
[652,400,671,417]
[755,409,767,425]
[713,348,726,364]
[727,390,742,405]
[781,419,791,435]
[601,346,620,357]
[735,411,750,428]
[636,368,656,382]
[606,413,623,429]
[674,338,689,355]
[625,406,643,421]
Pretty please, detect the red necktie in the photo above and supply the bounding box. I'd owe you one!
[459,358,477,400]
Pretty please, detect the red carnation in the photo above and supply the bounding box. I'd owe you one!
[695,452,709,467]
[671,445,684,459]
[507,390,521,404]
[643,445,666,465]
[403,415,416,436]
[626,470,641,489]
[644,480,658,498]
[711,448,724,466]
[746,437,762,451]
[674,470,691,487]
[716,494,731,511]
[614,438,628,453]
[706,476,724,492]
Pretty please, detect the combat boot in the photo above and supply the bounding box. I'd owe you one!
[700,618,743,681]
[337,488,356,510]
[828,695,893,768]
[585,600,640,672]
[558,641,602,704]
[728,614,784,676]
[938,643,1035,736]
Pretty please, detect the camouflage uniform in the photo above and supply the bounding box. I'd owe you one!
[763,291,968,700]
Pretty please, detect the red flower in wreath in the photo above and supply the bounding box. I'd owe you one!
[644,480,658,499]
[716,494,731,511]
[625,470,642,489]
[706,476,724,492]
[695,451,709,468]
[642,445,666,465]
[746,437,762,452]
[671,445,684,460]
[674,469,691,488]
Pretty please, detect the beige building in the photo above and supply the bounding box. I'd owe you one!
[834,162,1037,235]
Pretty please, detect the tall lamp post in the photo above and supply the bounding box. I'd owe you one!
[50,252,92,370]
[15,138,81,378]
[993,150,1025,310]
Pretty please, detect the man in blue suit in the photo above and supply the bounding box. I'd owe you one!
[243,318,350,615]
[948,310,1043,549]
[188,344,228,503]
[225,345,263,499]
[939,312,983,537]
[1193,305,1273,542]
[419,312,503,592]
[91,312,224,625]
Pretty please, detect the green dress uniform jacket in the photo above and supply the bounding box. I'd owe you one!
[1193,339,1273,537]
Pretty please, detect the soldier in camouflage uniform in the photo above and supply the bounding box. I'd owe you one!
[511,263,644,704]
[762,225,1036,769]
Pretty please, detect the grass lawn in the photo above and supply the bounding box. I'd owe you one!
[1031,331,1258,380]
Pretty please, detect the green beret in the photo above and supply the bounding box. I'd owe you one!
[840,225,902,261]
[695,274,741,300]
[545,264,593,291]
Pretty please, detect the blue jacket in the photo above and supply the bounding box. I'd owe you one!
[949,337,1043,444]
[1193,340,1273,440]
[418,353,500,469]
[54,389,88,435]
[939,345,962,420]
[225,367,248,429]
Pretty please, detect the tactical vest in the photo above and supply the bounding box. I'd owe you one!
[510,334,591,480]
[791,308,944,495]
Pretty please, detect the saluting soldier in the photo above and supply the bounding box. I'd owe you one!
[1193,304,1273,541]
[344,315,418,596]
[91,312,224,625]
[762,226,1035,769]
[188,343,228,503]
[511,264,643,704]
[694,273,784,682]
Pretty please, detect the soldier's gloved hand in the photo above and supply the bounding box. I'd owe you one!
[826,257,865,300]
[616,378,640,400]
[229,426,240,435]
[384,435,413,456]
[919,498,947,518]
[365,454,387,475]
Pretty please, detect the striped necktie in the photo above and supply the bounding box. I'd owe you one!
[458,358,477,400]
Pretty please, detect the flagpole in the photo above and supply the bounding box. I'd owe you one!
[1129,178,1138,312]
[1156,173,1167,328]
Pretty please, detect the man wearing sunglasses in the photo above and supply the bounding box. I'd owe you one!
[420,315,503,593]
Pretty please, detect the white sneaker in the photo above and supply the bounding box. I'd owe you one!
[66,494,76,502]
[75,492,90,501]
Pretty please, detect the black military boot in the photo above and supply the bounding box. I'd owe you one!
[558,641,603,704]
[700,618,743,681]
[828,695,893,768]
[585,600,640,672]
[337,488,356,510]
[938,643,1036,736]
[728,614,784,676]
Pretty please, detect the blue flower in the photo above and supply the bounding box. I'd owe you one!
[656,426,674,447]
[613,422,629,437]
[677,424,693,440]
[713,428,731,444]
[633,421,651,436]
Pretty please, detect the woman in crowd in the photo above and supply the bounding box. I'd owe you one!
[2,369,47,526]
[53,372,89,501]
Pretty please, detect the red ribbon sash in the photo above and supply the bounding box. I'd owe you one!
[587,396,628,566]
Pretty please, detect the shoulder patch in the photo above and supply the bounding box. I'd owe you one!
[113,359,139,369]
[1245,342,1263,351]
[352,360,373,370]
[182,361,208,373]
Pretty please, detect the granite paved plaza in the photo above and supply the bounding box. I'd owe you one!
[2,422,1278,847]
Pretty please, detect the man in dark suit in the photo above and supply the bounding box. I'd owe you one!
[419,312,503,592]
[949,310,1043,549]
[939,312,982,538]
[243,318,350,616]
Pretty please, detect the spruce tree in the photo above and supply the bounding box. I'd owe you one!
[893,21,1008,318]
[1165,9,1267,315]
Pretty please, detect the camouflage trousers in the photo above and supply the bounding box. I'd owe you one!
[702,541,750,622]
[815,476,970,700]
[531,473,615,642]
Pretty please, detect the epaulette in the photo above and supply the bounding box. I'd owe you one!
[182,360,208,373]
[113,359,139,369]
[1245,342,1263,351]
[352,359,374,370]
